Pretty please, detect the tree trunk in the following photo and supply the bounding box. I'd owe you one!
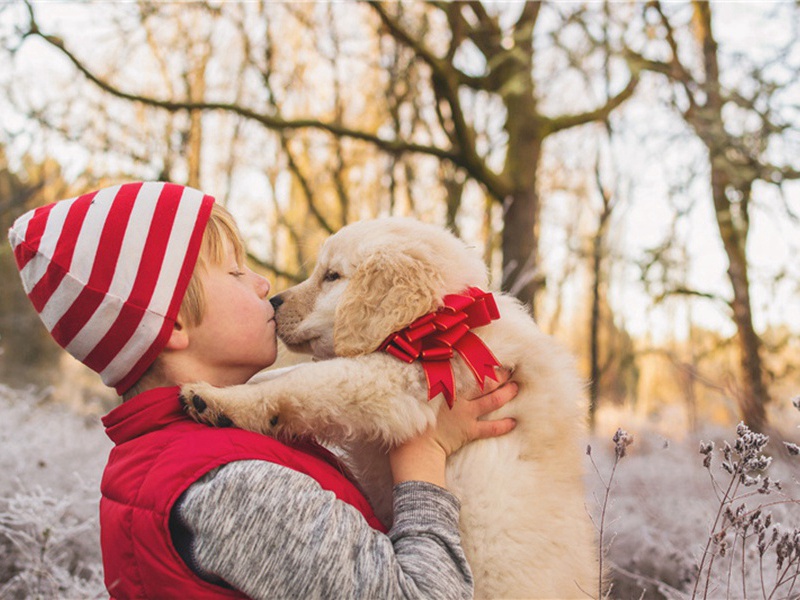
[588,237,602,431]
[500,130,541,313]
[693,0,769,431]
[501,183,539,312]
[186,57,206,189]
[709,166,769,431]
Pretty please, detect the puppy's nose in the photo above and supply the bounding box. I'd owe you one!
[270,294,284,310]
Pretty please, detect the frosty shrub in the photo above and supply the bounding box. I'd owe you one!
[587,428,634,599]
[0,384,109,599]
[591,399,800,600]
[693,422,800,599]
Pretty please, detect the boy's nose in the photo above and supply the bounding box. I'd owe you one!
[255,273,271,298]
[270,294,284,310]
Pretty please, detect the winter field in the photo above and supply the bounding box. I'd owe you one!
[1,382,798,600]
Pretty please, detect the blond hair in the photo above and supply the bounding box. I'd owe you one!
[122,202,246,399]
[179,202,246,327]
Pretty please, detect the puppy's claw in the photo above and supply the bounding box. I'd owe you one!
[191,395,207,413]
[179,383,235,429]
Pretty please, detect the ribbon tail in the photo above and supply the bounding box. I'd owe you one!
[455,331,501,390]
[423,360,456,408]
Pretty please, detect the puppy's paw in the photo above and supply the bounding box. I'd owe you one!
[179,382,235,428]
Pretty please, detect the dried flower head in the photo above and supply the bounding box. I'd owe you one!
[784,442,800,457]
[740,473,760,487]
[776,532,793,570]
[612,428,633,459]
[726,422,773,475]
[699,441,714,468]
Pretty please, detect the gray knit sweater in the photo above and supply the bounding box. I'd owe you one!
[172,460,473,599]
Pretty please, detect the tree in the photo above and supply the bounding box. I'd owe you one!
[626,2,800,431]
[17,1,639,311]
[587,153,617,430]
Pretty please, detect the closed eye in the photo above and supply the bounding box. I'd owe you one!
[322,269,341,283]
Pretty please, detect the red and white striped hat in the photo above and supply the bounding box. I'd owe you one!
[7,182,215,394]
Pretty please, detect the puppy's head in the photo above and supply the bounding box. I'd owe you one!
[274,217,488,358]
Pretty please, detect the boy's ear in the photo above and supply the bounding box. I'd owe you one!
[164,320,189,351]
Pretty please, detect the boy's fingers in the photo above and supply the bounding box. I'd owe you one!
[479,367,512,394]
[473,382,518,417]
[474,417,517,440]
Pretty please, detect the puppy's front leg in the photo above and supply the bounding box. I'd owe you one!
[181,354,434,446]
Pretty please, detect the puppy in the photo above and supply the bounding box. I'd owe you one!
[182,217,597,599]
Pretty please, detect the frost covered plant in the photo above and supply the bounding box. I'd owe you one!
[0,484,105,599]
[587,428,634,599]
[692,417,800,600]
[785,396,800,458]
[0,384,108,599]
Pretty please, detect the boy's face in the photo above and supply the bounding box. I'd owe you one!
[182,238,277,386]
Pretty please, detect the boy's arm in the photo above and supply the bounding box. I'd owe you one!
[173,459,472,600]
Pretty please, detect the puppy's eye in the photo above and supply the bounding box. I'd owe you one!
[323,270,341,283]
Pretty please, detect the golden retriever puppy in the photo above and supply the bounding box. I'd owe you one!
[182,217,597,599]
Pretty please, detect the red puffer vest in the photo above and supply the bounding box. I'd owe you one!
[100,387,386,599]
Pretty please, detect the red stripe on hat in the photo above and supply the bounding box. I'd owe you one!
[112,312,168,395]
[50,183,142,347]
[12,243,38,276]
[27,193,96,312]
[12,201,59,271]
[112,193,215,394]
[166,193,214,324]
[82,183,188,376]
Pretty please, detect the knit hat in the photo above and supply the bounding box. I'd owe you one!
[7,181,215,394]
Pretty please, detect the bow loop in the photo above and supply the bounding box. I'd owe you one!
[379,288,501,408]
[405,321,437,343]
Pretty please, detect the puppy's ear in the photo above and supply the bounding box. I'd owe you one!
[334,249,444,356]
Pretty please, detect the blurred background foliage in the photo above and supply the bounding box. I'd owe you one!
[0,1,798,436]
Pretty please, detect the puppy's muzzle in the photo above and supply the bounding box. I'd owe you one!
[270,294,284,310]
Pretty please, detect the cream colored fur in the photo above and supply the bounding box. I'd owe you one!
[182,217,597,599]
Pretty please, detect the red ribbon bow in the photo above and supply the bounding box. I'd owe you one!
[379,287,501,408]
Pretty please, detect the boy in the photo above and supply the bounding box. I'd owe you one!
[9,181,517,599]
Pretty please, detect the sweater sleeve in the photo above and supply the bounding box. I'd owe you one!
[172,460,473,600]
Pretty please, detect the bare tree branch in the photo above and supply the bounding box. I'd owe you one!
[23,19,463,166]
[544,74,640,135]
[367,2,509,200]
[246,250,304,284]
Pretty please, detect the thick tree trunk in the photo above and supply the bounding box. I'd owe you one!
[692,0,769,431]
[710,167,769,431]
[500,124,541,313]
[501,183,539,313]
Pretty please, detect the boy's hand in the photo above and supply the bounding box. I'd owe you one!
[432,369,518,457]
[389,369,517,487]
